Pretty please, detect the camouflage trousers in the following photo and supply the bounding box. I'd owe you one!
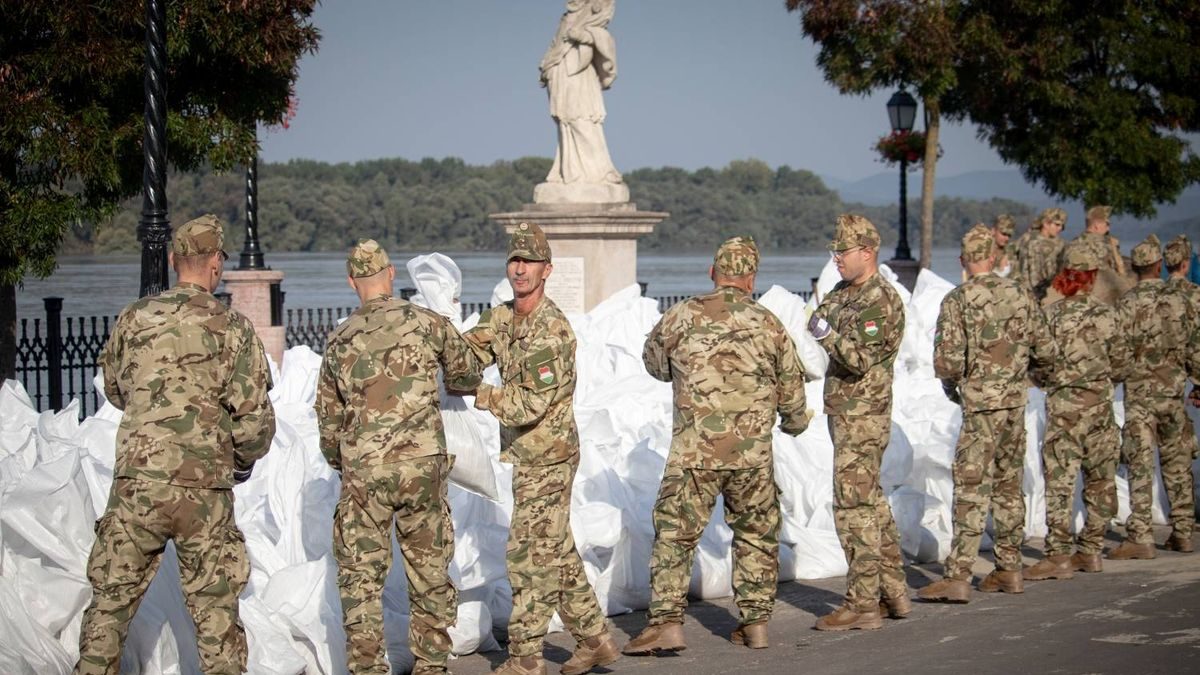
[1043,400,1119,556]
[829,415,906,612]
[333,455,456,675]
[507,458,606,657]
[1121,396,1198,543]
[648,464,780,626]
[76,478,249,675]
[945,407,1027,579]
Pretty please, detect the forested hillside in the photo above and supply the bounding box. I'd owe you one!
[66,157,1035,255]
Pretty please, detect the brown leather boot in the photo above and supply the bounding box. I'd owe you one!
[1071,552,1102,573]
[1106,541,1157,560]
[917,578,971,603]
[491,655,546,675]
[622,622,686,655]
[730,622,769,649]
[1165,533,1194,553]
[561,633,620,675]
[1022,554,1074,581]
[977,569,1024,594]
[813,605,883,631]
[879,593,912,618]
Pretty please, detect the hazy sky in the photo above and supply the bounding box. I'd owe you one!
[259,0,1013,182]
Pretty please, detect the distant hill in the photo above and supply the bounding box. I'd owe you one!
[822,169,1200,243]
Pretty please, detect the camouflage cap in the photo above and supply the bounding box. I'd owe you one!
[1062,242,1100,271]
[1130,234,1162,267]
[346,238,391,278]
[172,214,227,258]
[1164,234,1192,268]
[828,214,881,251]
[960,224,996,263]
[713,236,760,277]
[1039,207,1067,228]
[508,222,551,262]
[1086,205,1112,222]
[993,214,1016,237]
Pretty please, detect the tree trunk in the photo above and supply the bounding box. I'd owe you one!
[919,98,941,270]
[0,282,15,382]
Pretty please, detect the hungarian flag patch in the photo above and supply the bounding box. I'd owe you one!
[538,365,555,385]
[863,320,879,337]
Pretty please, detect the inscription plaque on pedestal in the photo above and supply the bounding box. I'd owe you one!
[546,256,586,314]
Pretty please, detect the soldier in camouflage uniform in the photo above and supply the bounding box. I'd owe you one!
[77,215,275,675]
[456,223,618,675]
[1016,207,1067,299]
[623,237,810,655]
[1108,235,1197,560]
[1069,206,1125,275]
[1024,243,1131,581]
[920,225,1056,603]
[317,240,481,675]
[807,214,910,631]
[992,214,1016,277]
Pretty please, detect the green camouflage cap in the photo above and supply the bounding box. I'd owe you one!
[507,222,551,262]
[172,214,227,258]
[1062,242,1100,271]
[828,214,881,251]
[1086,205,1112,222]
[346,238,391,278]
[1039,207,1067,229]
[1130,234,1162,267]
[993,214,1016,237]
[961,224,995,262]
[1164,234,1192,268]
[713,236,759,276]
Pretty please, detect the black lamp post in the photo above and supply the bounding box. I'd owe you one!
[238,151,266,270]
[886,89,918,262]
[138,0,170,297]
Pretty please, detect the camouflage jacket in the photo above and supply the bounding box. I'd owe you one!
[1118,279,1192,399]
[642,286,808,470]
[317,294,480,473]
[1069,231,1124,273]
[1043,292,1130,409]
[458,296,578,466]
[1017,235,1064,297]
[934,272,1056,412]
[814,272,905,416]
[100,282,275,489]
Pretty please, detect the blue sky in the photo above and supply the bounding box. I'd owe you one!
[259,0,1013,182]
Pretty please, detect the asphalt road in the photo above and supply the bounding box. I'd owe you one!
[449,526,1200,675]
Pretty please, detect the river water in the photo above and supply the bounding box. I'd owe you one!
[16,249,965,320]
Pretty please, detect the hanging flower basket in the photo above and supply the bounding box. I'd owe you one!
[874,130,940,168]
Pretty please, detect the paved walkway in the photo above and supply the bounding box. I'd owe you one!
[450,526,1200,674]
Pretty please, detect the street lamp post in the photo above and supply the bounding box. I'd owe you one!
[138,0,170,297]
[886,89,918,263]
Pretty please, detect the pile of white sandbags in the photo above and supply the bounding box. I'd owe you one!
[2,260,1197,675]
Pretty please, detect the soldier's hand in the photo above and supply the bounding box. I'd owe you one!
[233,466,254,484]
[807,314,832,340]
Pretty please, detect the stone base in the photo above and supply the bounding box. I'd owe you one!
[490,202,668,312]
[221,269,285,364]
[533,181,630,205]
[886,257,920,292]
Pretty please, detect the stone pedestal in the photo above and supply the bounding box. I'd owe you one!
[490,202,668,312]
[221,269,285,364]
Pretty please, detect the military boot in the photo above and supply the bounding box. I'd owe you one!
[561,633,620,675]
[1165,533,1194,553]
[490,655,546,675]
[977,570,1023,594]
[879,593,912,618]
[1022,554,1074,581]
[730,622,769,649]
[1071,552,1102,573]
[814,605,883,632]
[622,622,686,655]
[1106,541,1157,560]
[917,579,971,603]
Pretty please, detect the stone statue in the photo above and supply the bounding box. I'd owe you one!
[533,0,630,204]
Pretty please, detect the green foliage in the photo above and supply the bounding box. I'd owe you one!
[947,1,1200,217]
[0,0,320,287]
[71,157,1034,255]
